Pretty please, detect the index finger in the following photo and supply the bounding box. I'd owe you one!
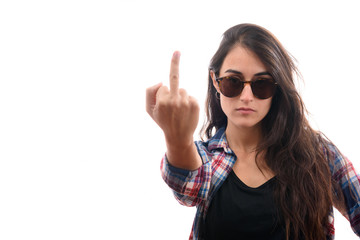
[170,51,181,95]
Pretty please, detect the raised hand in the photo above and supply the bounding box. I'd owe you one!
[146,51,200,146]
[146,51,201,170]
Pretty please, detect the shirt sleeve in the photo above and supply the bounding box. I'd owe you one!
[327,143,360,236]
[160,141,213,207]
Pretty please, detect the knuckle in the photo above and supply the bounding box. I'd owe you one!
[170,98,181,108]
[190,98,198,106]
[179,99,189,108]
[156,94,195,112]
[178,88,187,95]
[189,97,199,110]
[170,74,178,82]
[157,98,168,108]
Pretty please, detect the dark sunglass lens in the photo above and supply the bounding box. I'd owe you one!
[220,76,243,97]
[252,79,276,99]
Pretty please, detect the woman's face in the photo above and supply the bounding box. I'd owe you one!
[211,45,273,131]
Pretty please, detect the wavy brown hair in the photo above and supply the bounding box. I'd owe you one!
[202,23,344,240]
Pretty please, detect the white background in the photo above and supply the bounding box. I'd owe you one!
[0,0,360,239]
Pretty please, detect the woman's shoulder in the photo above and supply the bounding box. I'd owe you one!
[317,133,351,176]
[195,127,227,151]
[317,134,343,160]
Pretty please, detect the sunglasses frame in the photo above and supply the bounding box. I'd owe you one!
[214,74,278,99]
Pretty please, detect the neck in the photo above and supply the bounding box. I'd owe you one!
[225,123,262,154]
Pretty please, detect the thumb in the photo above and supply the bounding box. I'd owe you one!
[145,82,163,116]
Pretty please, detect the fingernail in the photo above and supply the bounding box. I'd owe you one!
[173,51,180,58]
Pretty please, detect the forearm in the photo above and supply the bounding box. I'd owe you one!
[160,139,216,206]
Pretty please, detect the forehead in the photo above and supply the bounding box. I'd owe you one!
[220,46,267,75]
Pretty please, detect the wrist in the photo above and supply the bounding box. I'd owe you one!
[165,139,201,171]
[164,134,194,150]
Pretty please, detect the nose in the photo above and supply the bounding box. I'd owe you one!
[239,82,254,102]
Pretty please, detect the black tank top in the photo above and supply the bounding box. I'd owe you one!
[204,170,287,240]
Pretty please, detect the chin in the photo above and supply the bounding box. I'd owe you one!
[232,121,261,129]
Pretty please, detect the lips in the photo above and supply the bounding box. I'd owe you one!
[236,107,255,114]
[236,107,255,111]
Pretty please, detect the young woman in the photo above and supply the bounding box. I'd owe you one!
[145,23,360,240]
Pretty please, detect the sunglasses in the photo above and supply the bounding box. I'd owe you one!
[215,74,278,99]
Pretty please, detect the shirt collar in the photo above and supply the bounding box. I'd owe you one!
[207,127,234,155]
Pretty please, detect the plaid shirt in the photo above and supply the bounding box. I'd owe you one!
[160,127,360,239]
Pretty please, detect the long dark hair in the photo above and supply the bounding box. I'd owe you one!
[202,23,343,240]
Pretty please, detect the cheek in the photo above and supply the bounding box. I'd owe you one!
[219,97,233,114]
[261,99,273,115]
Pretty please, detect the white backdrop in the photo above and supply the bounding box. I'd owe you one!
[0,0,359,239]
